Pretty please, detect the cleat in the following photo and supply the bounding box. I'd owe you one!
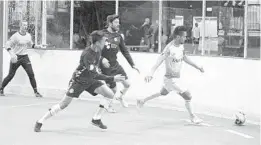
[34,121,43,132]
[35,92,43,98]
[116,97,128,108]
[136,99,145,108]
[190,115,203,124]
[91,119,107,129]
[0,89,5,96]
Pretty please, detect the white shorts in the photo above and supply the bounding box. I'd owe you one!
[163,77,187,93]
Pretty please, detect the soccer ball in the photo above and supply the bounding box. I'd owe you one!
[234,111,246,126]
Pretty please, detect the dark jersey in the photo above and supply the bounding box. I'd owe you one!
[72,47,113,84]
[101,29,134,67]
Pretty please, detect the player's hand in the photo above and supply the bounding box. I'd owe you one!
[132,65,140,74]
[198,66,204,73]
[10,54,18,63]
[102,58,110,68]
[144,75,153,83]
[113,74,126,82]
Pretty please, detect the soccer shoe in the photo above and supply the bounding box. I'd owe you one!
[35,92,43,98]
[116,97,129,108]
[0,89,5,96]
[91,119,107,129]
[190,115,203,124]
[34,121,43,132]
[106,107,117,113]
[136,99,145,108]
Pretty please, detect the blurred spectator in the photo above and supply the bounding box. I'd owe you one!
[192,23,200,54]
[140,18,154,52]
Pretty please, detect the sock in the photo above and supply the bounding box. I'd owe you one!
[93,98,112,120]
[118,87,129,99]
[144,93,161,103]
[33,88,38,93]
[185,100,194,118]
[38,104,61,123]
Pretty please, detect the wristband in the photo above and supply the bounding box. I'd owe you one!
[7,48,11,51]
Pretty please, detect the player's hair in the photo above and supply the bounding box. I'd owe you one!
[90,30,104,44]
[19,20,28,26]
[173,26,187,38]
[167,25,187,43]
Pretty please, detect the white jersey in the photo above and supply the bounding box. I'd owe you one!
[161,41,185,78]
[5,32,33,55]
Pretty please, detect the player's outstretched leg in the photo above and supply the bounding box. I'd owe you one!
[116,80,130,108]
[179,91,202,124]
[34,95,73,132]
[137,88,168,108]
[91,85,115,129]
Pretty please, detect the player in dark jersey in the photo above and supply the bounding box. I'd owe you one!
[34,30,126,132]
[100,14,140,112]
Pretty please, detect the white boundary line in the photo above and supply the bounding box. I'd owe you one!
[6,102,57,108]
[225,129,254,139]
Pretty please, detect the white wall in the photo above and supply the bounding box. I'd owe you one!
[2,49,260,122]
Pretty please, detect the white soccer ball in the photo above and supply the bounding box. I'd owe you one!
[234,111,246,126]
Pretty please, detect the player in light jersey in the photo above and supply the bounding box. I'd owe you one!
[137,26,204,124]
[0,20,45,97]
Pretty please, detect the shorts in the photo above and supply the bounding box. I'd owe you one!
[100,63,127,89]
[66,79,104,98]
[193,38,199,44]
[162,76,187,93]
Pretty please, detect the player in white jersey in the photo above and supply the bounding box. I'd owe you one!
[137,26,204,124]
[0,20,45,97]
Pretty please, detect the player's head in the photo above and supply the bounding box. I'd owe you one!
[107,14,120,32]
[145,18,150,24]
[173,26,187,44]
[19,20,28,33]
[90,30,106,50]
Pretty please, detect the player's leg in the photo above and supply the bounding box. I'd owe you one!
[0,61,21,96]
[178,91,202,124]
[115,65,130,107]
[21,55,42,97]
[137,87,168,108]
[34,81,85,132]
[88,81,115,129]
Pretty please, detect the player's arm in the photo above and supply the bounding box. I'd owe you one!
[149,51,167,76]
[5,33,18,63]
[119,36,135,67]
[183,53,204,72]
[83,55,124,82]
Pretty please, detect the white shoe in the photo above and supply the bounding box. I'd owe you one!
[136,99,145,108]
[106,107,117,113]
[190,115,203,124]
[116,97,129,108]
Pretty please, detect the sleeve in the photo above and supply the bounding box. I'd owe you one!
[5,33,17,50]
[82,54,113,82]
[119,35,135,67]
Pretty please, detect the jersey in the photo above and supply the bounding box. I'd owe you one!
[101,29,134,67]
[72,47,113,84]
[5,32,33,55]
[161,41,185,78]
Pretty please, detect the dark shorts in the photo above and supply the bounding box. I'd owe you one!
[193,38,199,44]
[66,79,104,98]
[100,63,127,89]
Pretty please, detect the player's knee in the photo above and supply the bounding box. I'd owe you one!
[7,72,16,78]
[28,72,35,79]
[100,97,113,109]
[160,88,169,96]
[179,91,192,101]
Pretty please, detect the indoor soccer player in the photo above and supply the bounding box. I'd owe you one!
[137,26,204,124]
[0,20,45,97]
[100,14,139,112]
[34,30,126,132]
